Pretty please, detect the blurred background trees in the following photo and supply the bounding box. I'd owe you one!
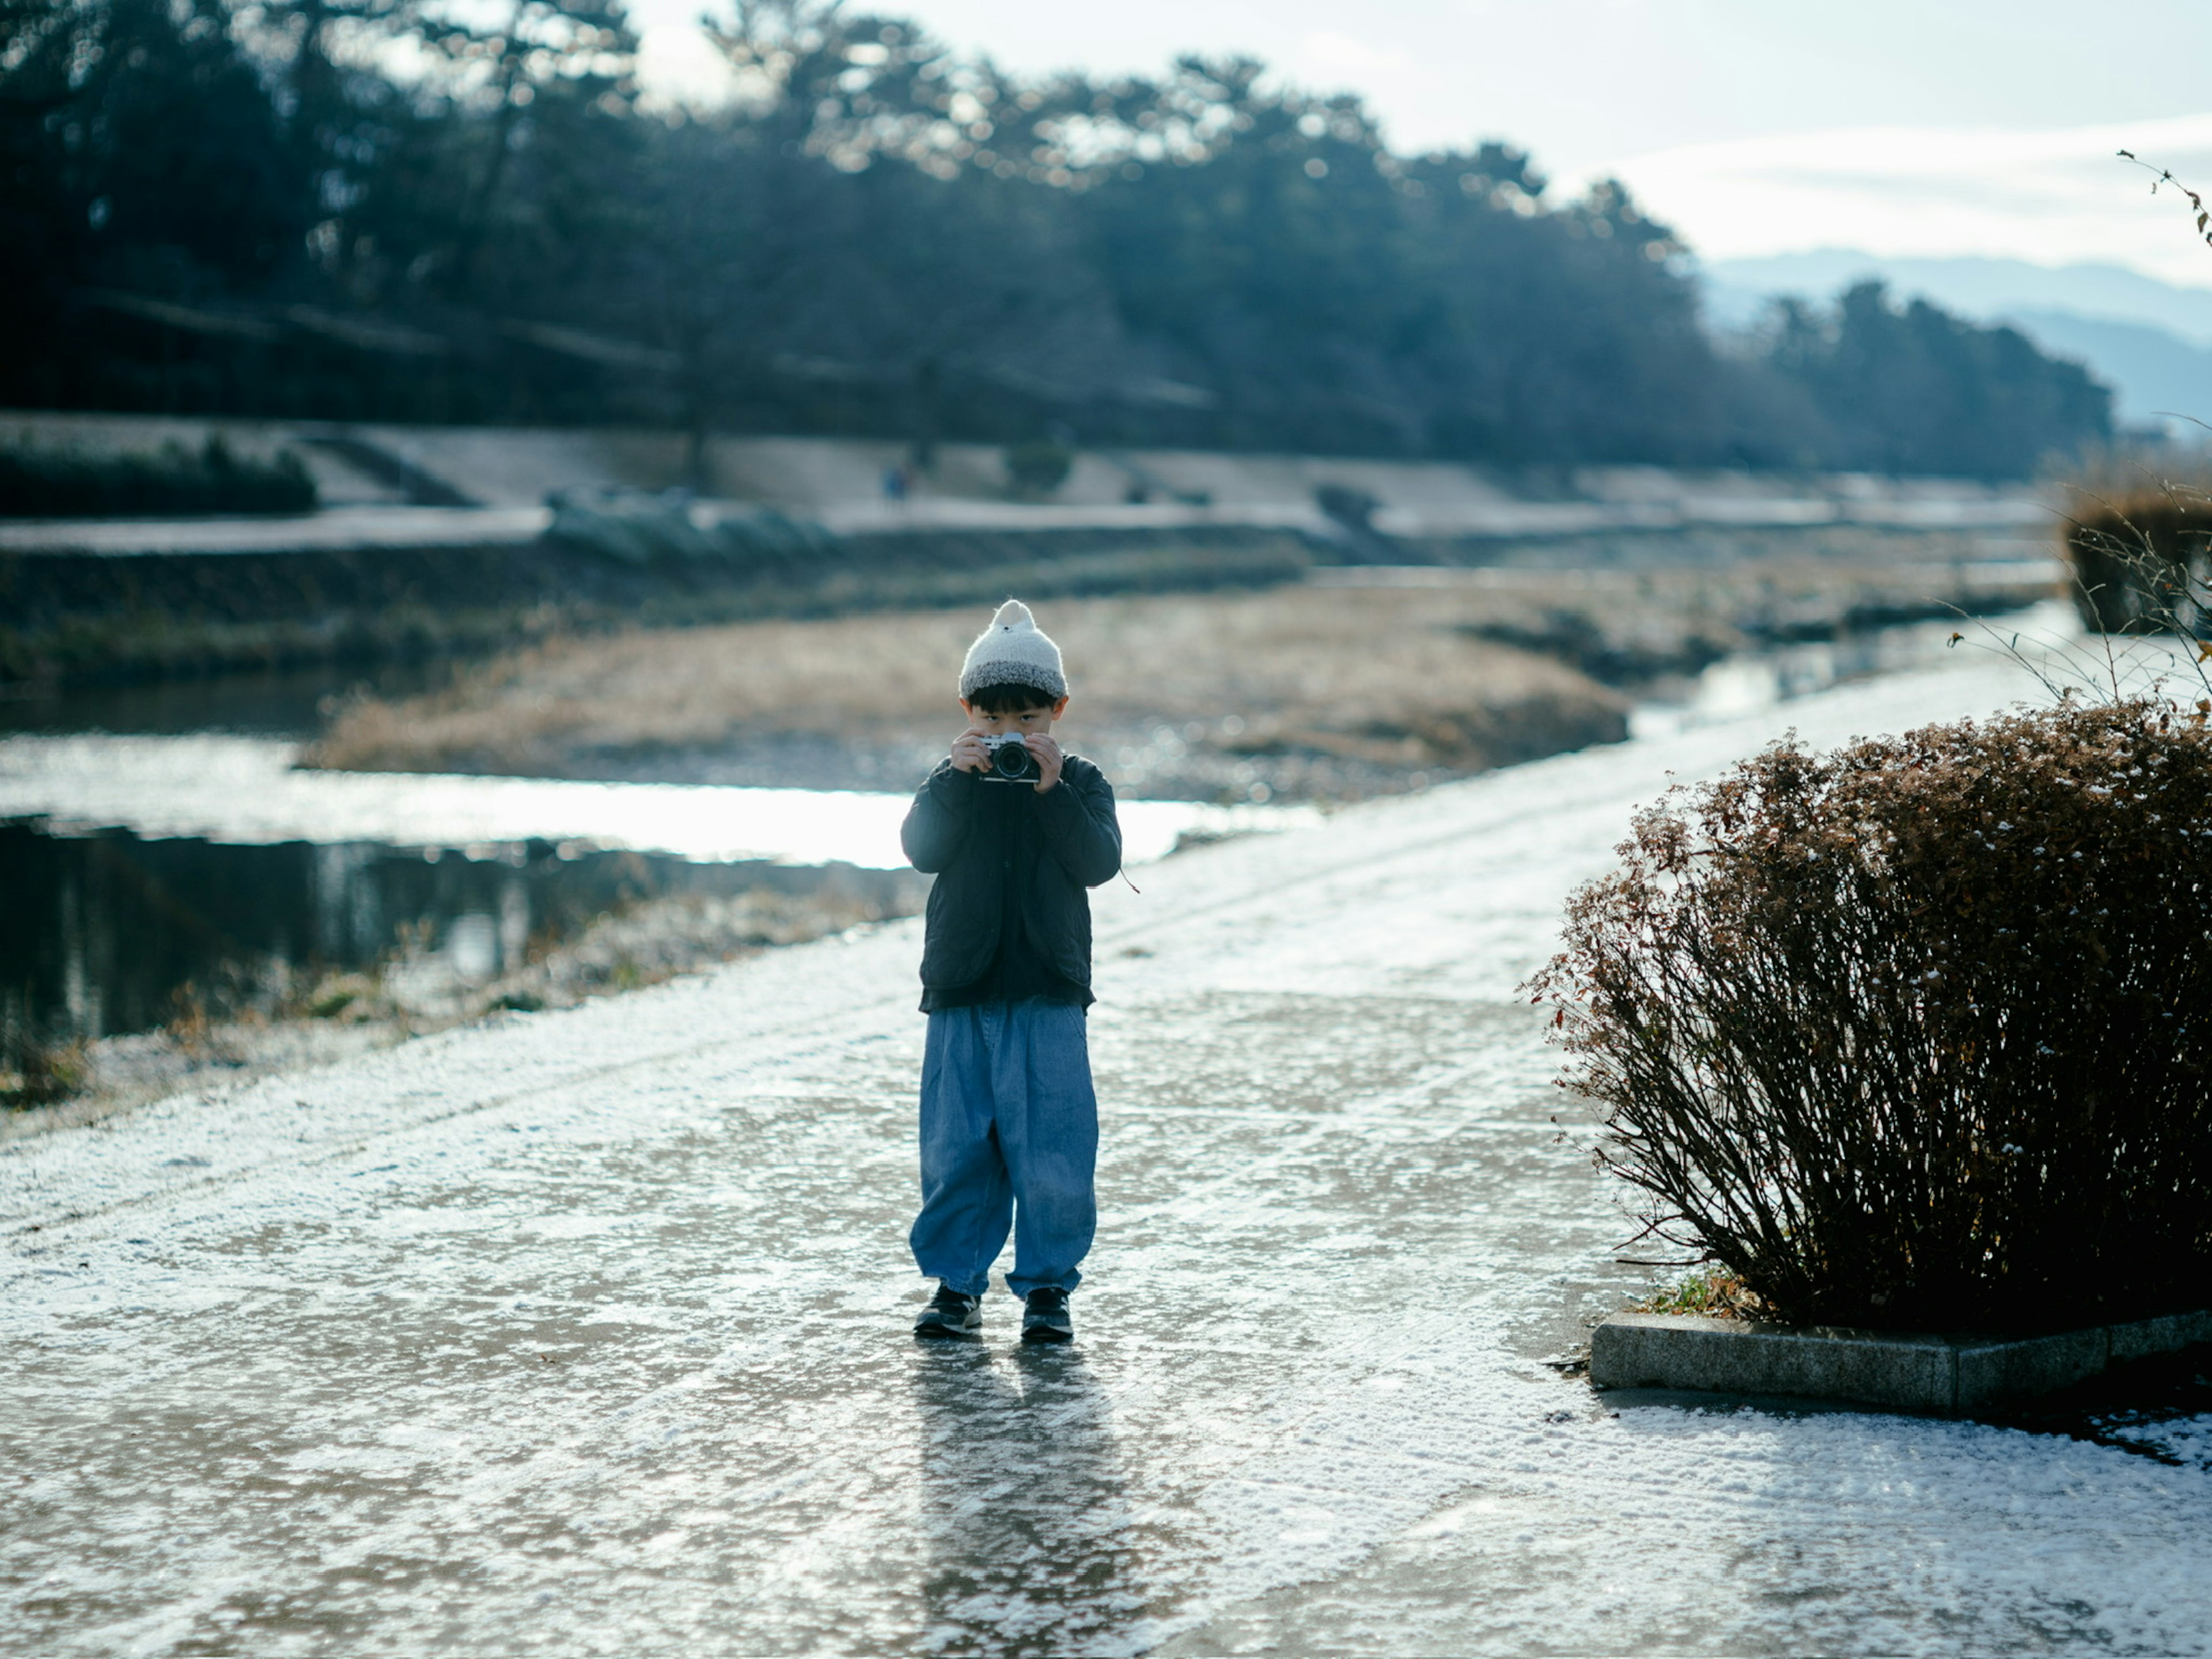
[0,0,2112,476]
[1758,280,2113,477]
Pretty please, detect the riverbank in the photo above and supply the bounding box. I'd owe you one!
[310,560,2057,802]
[0,514,1316,687]
[0,733,1307,1126]
[1,412,2054,692]
[2,857,924,1132]
[308,584,1626,802]
[1,557,2057,1128]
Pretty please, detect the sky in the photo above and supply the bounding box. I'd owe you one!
[625,0,2212,290]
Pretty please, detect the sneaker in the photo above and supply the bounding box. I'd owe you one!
[1020,1287,1073,1345]
[913,1283,983,1339]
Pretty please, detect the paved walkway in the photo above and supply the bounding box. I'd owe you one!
[6,650,2210,1657]
[0,505,552,557]
[0,488,2043,559]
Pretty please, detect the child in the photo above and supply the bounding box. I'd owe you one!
[900,600,1122,1344]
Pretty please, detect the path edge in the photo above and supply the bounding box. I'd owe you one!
[1589,1307,2212,1415]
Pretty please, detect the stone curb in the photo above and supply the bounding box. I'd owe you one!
[1590,1307,2212,1415]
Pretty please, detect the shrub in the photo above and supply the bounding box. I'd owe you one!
[2062,489,2210,635]
[544,488,839,567]
[1003,440,1073,497]
[0,434,317,517]
[1533,698,2212,1333]
[1314,482,1379,531]
[1,1024,89,1109]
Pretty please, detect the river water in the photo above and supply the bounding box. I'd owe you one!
[0,602,2071,1050]
[0,711,1309,1047]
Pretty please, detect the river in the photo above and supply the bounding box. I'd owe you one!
[0,668,1311,1049]
[0,601,2070,1051]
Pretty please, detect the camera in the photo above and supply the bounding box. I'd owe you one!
[981,734,1041,784]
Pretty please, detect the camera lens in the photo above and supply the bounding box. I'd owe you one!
[993,741,1031,778]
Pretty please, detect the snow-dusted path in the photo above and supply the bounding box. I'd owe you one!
[7,650,2211,1657]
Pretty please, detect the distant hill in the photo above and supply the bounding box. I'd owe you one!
[1705,251,2212,430]
[1999,310,2212,431]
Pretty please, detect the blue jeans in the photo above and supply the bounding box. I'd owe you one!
[911,999,1098,1299]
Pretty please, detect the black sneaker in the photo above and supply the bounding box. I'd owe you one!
[1021,1287,1073,1345]
[913,1283,983,1339]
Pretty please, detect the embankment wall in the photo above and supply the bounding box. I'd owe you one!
[0,525,1318,685]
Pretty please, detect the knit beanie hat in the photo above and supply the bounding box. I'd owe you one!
[959,599,1067,701]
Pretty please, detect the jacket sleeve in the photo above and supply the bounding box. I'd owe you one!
[1036,760,1122,887]
[902,761,980,874]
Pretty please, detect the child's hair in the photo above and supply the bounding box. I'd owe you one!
[964,681,1062,714]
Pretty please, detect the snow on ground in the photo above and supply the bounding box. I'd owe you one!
[5,644,2210,1657]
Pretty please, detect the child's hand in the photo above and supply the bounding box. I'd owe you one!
[950,728,990,774]
[1024,734,1065,792]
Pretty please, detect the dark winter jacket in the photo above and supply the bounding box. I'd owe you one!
[900,755,1122,998]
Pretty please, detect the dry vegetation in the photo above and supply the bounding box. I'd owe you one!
[310,584,1634,800]
[1538,699,2212,1333]
[311,563,2051,801]
[1635,1266,1768,1321]
[2058,456,2212,638]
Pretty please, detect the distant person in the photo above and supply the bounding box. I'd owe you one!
[882,464,910,501]
[900,600,1122,1345]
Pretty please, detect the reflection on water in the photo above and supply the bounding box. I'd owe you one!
[908,1342,1156,1656]
[0,732,1312,1048]
[1630,598,2082,738]
[0,823,916,1043]
[0,736,1314,869]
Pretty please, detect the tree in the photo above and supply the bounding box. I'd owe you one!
[1,0,304,408]
[0,0,2122,475]
[1763,281,2112,478]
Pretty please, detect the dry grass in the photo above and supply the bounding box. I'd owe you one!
[310,585,1630,790]
[1635,1266,1769,1321]
[309,560,2048,796]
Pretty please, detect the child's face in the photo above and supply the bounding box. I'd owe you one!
[960,696,1067,736]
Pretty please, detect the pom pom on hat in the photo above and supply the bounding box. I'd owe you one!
[959,597,1067,700]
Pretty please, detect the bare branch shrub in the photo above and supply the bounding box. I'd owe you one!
[2061,472,2212,643]
[1533,699,2212,1332]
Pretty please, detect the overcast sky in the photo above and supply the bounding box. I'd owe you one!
[626,0,2212,289]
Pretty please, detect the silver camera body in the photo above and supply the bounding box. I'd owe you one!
[980,734,1041,784]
